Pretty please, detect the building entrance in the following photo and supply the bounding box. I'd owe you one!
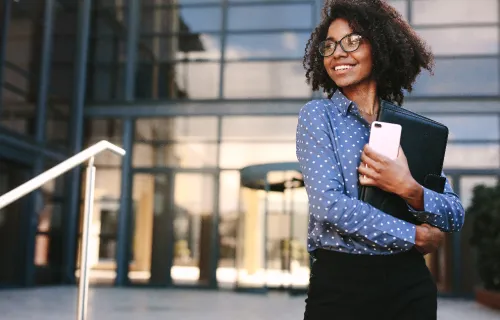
[234,163,309,294]
[128,169,218,288]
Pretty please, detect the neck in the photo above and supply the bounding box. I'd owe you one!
[341,80,379,115]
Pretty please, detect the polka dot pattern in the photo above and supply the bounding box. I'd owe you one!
[295,90,465,255]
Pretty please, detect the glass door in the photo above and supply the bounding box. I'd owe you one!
[128,170,216,287]
[171,172,215,286]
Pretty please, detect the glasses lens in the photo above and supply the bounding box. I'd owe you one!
[319,40,335,56]
[341,34,361,52]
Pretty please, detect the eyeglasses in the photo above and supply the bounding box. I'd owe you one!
[318,33,363,57]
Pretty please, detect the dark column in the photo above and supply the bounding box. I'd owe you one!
[27,0,56,287]
[0,0,13,110]
[115,0,139,286]
[63,0,93,284]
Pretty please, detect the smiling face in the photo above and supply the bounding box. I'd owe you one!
[323,18,374,89]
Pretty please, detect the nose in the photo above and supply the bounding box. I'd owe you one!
[332,43,348,59]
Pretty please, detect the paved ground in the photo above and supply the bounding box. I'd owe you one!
[0,287,499,319]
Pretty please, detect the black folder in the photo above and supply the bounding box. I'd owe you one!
[358,100,449,224]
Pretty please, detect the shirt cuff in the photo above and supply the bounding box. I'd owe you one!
[407,186,439,221]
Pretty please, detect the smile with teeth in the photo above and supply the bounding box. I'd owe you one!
[334,65,355,71]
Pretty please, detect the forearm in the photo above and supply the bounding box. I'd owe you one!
[311,192,416,251]
[400,178,425,211]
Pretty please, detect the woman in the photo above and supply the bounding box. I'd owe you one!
[296,1,465,319]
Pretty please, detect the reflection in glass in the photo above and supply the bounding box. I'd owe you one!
[412,0,497,25]
[75,168,121,285]
[128,173,215,286]
[235,169,308,290]
[219,142,296,169]
[416,27,498,55]
[141,6,222,33]
[218,171,240,288]
[228,4,313,30]
[139,34,221,61]
[412,58,498,96]
[133,143,218,168]
[223,61,311,98]
[136,117,218,142]
[136,61,220,99]
[1,1,44,136]
[172,173,215,286]
[47,5,78,147]
[128,174,163,284]
[226,33,310,59]
[444,144,500,168]
[222,116,297,142]
[84,119,123,167]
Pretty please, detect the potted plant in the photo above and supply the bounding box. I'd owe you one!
[468,183,500,310]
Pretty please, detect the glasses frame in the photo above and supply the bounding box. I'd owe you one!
[318,33,363,57]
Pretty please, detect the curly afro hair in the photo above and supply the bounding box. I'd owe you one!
[303,0,434,105]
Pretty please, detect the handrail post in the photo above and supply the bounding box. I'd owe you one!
[77,157,96,320]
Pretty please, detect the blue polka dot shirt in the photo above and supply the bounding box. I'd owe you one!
[296,90,465,255]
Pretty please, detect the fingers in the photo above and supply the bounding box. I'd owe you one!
[359,173,376,186]
[358,162,378,180]
[360,151,381,171]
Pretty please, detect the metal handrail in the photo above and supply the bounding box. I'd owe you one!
[0,140,126,320]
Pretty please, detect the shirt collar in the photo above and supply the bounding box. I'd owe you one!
[330,89,354,116]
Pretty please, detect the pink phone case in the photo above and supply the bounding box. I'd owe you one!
[368,121,402,159]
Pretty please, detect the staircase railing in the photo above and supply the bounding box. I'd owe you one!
[0,140,126,320]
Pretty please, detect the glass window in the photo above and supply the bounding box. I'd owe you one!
[226,32,310,59]
[133,143,218,168]
[84,119,123,166]
[222,116,297,142]
[416,27,498,55]
[411,58,498,96]
[444,144,500,168]
[135,117,218,142]
[219,142,296,168]
[86,64,125,102]
[412,0,498,25]
[228,4,313,30]
[387,0,408,20]
[0,1,44,137]
[139,34,221,61]
[429,115,499,141]
[93,169,123,200]
[135,61,220,100]
[218,170,240,287]
[140,6,222,34]
[223,61,311,98]
[47,4,79,147]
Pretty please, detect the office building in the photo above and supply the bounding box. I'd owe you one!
[0,0,498,296]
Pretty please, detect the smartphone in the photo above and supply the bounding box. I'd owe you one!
[368,121,402,160]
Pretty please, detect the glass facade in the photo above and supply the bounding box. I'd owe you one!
[0,0,499,296]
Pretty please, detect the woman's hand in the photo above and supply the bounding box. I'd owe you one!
[415,223,445,255]
[358,144,424,210]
